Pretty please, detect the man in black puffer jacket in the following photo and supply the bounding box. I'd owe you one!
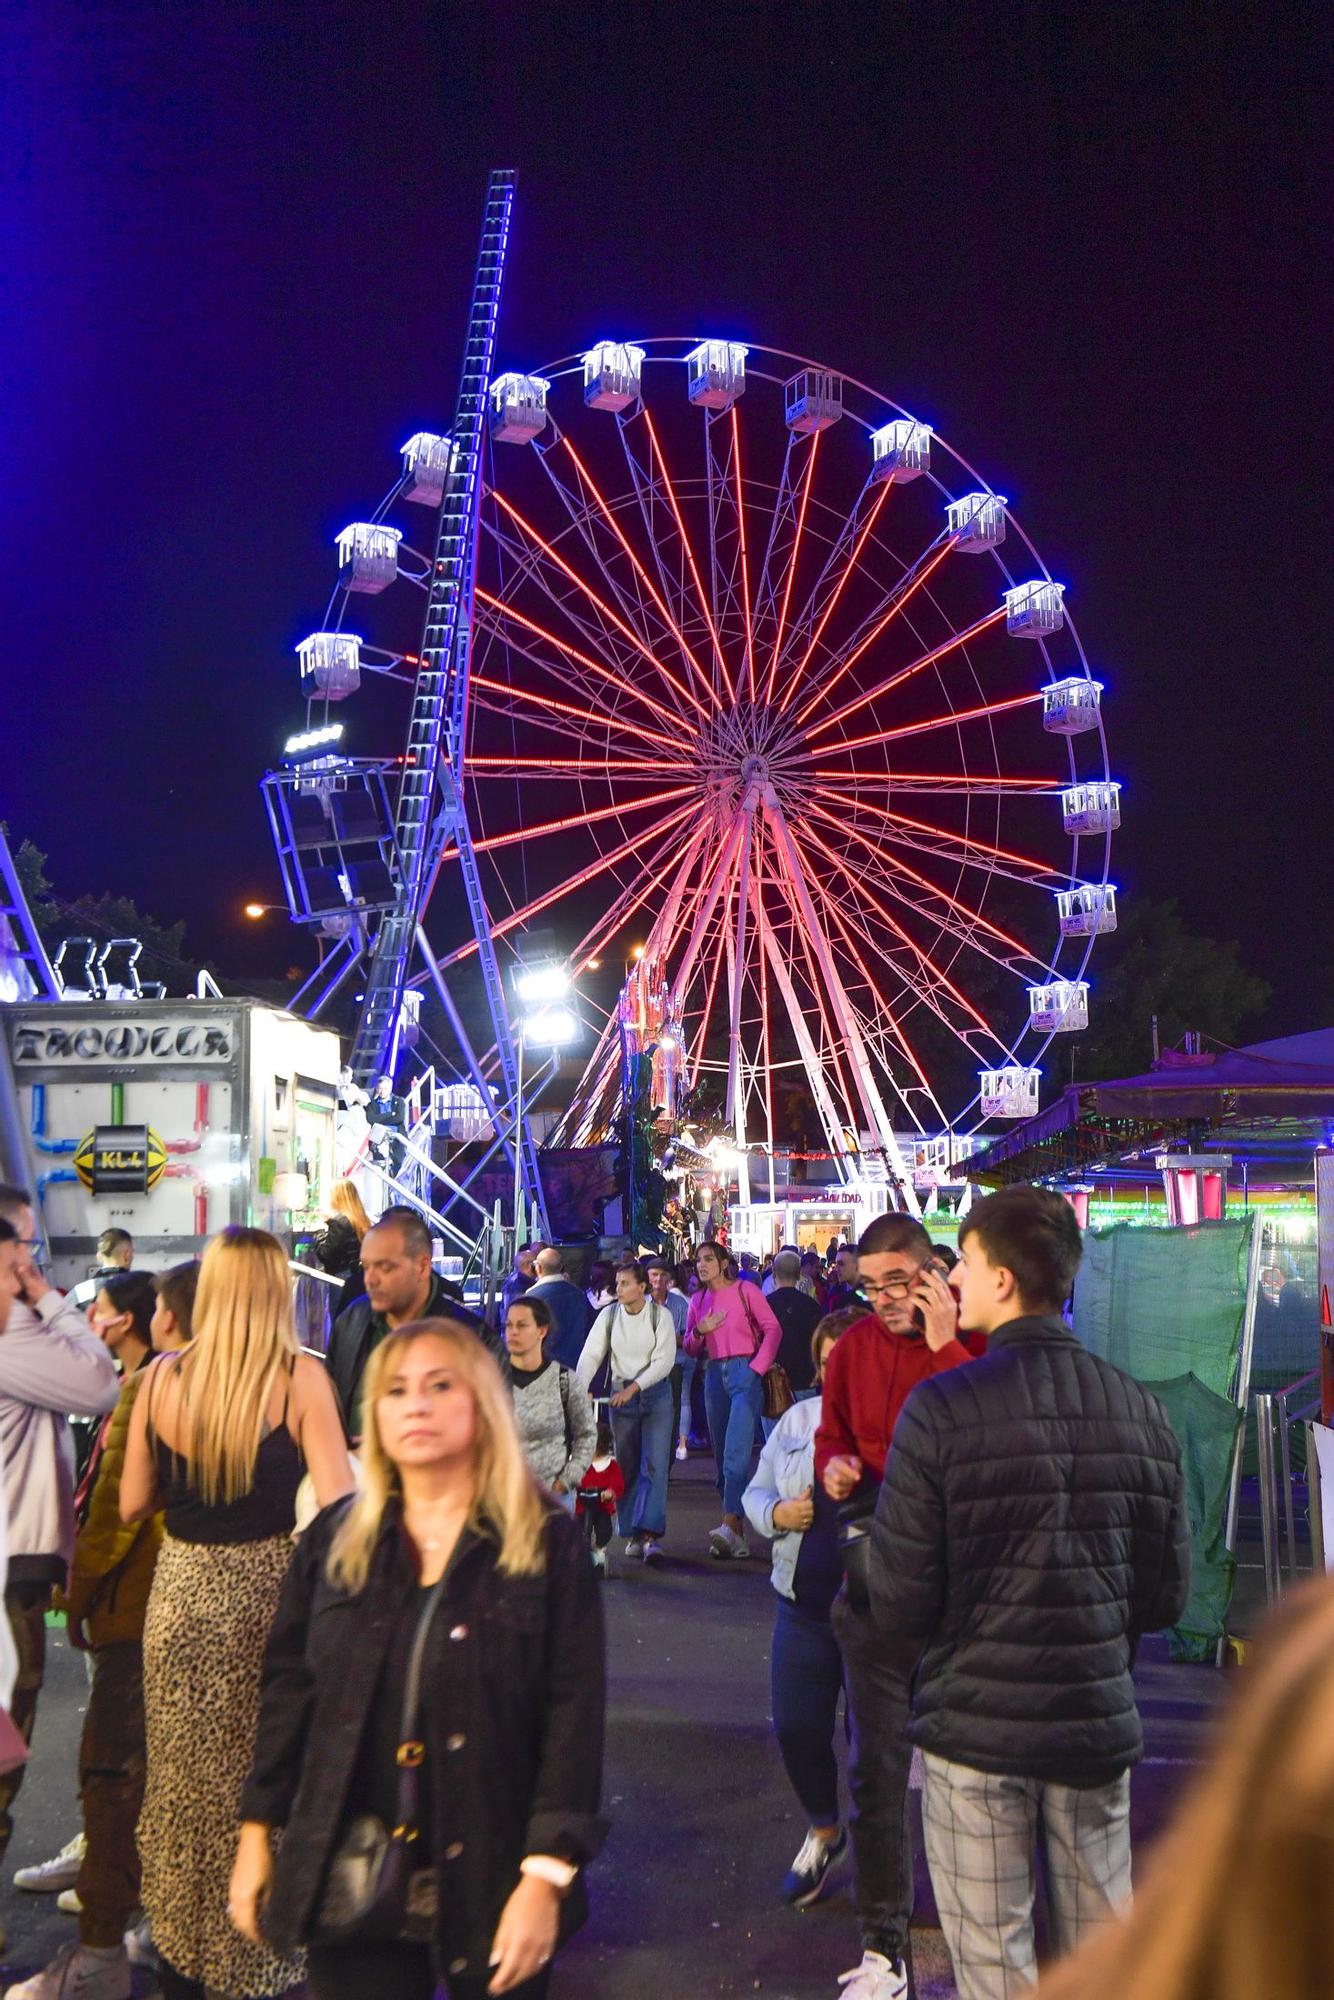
[869,1186,1189,2000]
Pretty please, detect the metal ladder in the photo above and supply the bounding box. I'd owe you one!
[349,171,514,1083]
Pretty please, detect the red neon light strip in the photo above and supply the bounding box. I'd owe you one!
[790,538,956,730]
[797,863,937,1095]
[489,487,707,720]
[468,671,669,757]
[731,406,756,701]
[802,797,1035,959]
[765,821,862,1124]
[475,588,676,724]
[763,431,819,706]
[803,604,1009,744]
[775,481,892,715]
[806,768,1057,789]
[791,818,998,1037]
[643,408,734,701]
[806,687,1042,759]
[816,785,1058,876]
[560,435,721,713]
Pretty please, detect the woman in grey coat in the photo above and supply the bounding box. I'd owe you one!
[505,1296,597,1499]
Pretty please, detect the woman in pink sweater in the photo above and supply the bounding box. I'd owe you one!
[685,1244,781,1559]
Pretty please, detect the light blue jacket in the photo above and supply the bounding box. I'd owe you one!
[742,1393,822,1603]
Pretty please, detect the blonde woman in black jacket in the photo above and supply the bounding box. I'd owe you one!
[229,1315,606,2000]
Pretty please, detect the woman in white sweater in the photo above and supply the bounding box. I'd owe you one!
[576,1261,676,1565]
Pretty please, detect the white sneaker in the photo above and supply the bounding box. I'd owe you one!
[590,1545,608,1576]
[14,1833,85,1893]
[675,1441,689,1461]
[708,1522,750,1560]
[5,1941,132,2000]
[56,1888,83,1915]
[641,1537,663,1564]
[836,1950,909,2000]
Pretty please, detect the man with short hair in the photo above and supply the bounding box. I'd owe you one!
[367,1073,409,1179]
[500,1242,542,1326]
[68,1230,134,1311]
[527,1246,593,1372]
[825,1243,865,1315]
[765,1250,823,1430]
[869,1187,1190,2000]
[0,1184,119,1894]
[325,1206,499,1435]
[814,1213,985,2000]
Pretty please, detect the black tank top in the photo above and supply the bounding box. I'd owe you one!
[150,1364,304,1544]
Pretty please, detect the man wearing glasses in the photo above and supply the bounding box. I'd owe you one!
[813,1214,985,2000]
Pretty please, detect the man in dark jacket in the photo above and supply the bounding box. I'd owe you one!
[869,1186,1190,2000]
[814,1216,986,2000]
[527,1247,593,1372]
[326,1208,500,1437]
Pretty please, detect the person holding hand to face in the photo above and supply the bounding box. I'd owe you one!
[812,1216,986,2000]
[683,1243,783,1561]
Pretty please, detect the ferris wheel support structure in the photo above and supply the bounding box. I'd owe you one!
[345,169,549,1234]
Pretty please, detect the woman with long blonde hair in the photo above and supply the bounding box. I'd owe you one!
[230,1317,606,2000]
[121,1226,353,2000]
[315,1178,374,1321]
[1037,1576,1334,2000]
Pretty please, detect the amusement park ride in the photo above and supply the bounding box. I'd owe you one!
[260,168,1119,1238]
[0,168,1122,1267]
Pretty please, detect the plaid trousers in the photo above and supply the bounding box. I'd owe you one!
[921,1751,1132,1999]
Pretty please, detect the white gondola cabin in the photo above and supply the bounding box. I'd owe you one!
[336,524,402,595]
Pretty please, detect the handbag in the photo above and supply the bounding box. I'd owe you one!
[310,1573,448,1946]
[737,1284,794,1421]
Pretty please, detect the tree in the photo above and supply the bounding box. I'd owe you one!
[1070,898,1270,1083]
[5,828,203,991]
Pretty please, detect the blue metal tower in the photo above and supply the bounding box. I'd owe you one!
[346,169,548,1231]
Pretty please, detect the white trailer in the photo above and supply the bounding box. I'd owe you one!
[3,997,341,1289]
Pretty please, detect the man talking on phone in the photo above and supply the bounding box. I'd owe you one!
[813,1214,985,2000]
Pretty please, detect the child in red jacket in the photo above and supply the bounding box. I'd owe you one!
[575,1417,625,1575]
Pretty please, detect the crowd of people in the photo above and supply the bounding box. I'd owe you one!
[1,1173,1329,1999]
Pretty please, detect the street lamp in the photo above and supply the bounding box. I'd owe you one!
[509,957,578,1230]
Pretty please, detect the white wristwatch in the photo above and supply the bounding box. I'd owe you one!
[520,1854,578,1894]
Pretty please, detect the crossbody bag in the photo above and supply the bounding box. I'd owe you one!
[736,1284,795,1421]
[310,1573,448,1945]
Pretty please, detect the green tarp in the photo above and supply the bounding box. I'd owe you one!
[1073,1217,1255,1661]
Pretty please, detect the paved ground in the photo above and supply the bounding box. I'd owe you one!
[0,1458,1231,1998]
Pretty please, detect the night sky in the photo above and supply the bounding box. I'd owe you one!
[5,2,1328,1029]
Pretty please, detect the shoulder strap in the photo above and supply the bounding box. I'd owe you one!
[557,1364,573,1448]
[393,1571,451,1826]
[736,1281,762,1355]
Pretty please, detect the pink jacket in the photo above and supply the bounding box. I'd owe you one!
[684,1282,782,1376]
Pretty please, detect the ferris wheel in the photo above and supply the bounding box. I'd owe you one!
[458,339,1117,1198]
[276,326,1119,1219]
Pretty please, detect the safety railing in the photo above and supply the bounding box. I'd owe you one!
[1254,1368,1322,1603]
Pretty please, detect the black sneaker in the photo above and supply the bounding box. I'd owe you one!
[781,1826,848,1909]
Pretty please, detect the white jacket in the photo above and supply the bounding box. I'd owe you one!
[0,1290,120,1579]
[576,1300,675,1396]
[743,1393,823,1603]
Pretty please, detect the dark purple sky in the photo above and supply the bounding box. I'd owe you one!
[4,1,1328,1022]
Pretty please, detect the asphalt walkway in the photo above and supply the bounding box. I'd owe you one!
[0,1456,1227,1998]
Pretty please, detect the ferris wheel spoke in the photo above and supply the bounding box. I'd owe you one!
[641,408,735,701]
[482,512,651,701]
[810,768,1060,796]
[435,798,701,970]
[749,430,798,657]
[817,784,1063,884]
[801,607,1011,745]
[528,437,667,663]
[456,784,700,859]
[806,687,1045,761]
[482,496,709,722]
[789,533,957,731]
[765,809,920,1195]
[562,432,722,714]
[730,408,757,700]
[773,480,891,714]
[801,797,1043,968]
[570,819,714,976]
[467,666,679,761]
[467,755,687,777]
[474,589,684,728]
[779,841,948,1128]
[762,431,820,705]
[789,819,1006,1047]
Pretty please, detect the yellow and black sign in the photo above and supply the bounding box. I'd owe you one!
[74,1124,168,1196]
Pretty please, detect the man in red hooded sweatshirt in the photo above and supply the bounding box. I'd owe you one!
[813,1214,985,2000]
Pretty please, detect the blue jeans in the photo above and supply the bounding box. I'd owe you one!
[772,1595,845,1826]
[610,1376,673,1538]
[704,1355,764,1517]
[676,1351,698,1442]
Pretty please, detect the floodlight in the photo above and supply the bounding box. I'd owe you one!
[513,962,571,1006]
[284,723,345,758]
[523,1004,579,1049]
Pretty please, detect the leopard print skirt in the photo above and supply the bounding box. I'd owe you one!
[139,1532,305,1995]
